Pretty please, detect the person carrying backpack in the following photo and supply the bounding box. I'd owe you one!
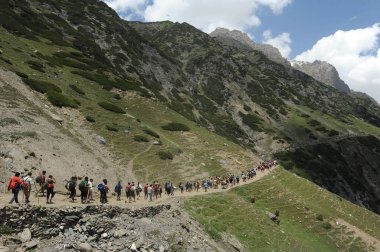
[79,177,89,204]
[125,182,131,202]
[35,171,46,196]
[114,181,122,201]
[8,172,23,204]
[147,184,153,202]
[66,177,77,202]
[130,182,136,202]
[98,179,109,204]
[46,175,56,204]
[22,172,33,204]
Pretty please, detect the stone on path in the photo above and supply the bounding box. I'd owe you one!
[18,228,32,243]
[77,242,92,252]
[96,135,106,145]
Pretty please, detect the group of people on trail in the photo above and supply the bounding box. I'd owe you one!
[7,170,56,205]
[6,160,277,206]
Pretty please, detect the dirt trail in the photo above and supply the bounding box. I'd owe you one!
[126,142,154,171]
[333,218,380,251]
[0,167,275,209]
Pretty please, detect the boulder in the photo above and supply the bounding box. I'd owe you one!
[18,228,32,243]
[0,246,10,252]
[23,240,38,250]
[96,135,106,145]
[77,242,92,252]
[50,114,63,123]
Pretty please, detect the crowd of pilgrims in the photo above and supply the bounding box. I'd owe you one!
[6,160,277,205]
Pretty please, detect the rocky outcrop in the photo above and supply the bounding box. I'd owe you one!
[291,60,351,92]
[210,27,290,67]
[0,204,222,251]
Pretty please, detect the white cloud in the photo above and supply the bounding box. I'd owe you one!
[295,24,380,103]
[263,30,292,58]
[104,0,292,33]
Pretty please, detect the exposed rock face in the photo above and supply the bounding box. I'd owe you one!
[210,27,290,67]
[0,204,224,251]
[291,60,351,92]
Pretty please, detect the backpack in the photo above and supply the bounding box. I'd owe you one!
[114,184,122,192]
[97,183,106,193]
[79,180,87,191]
[20,181,29,191]
[8,179,17,191]
[66,181,75,191]
[35,176,41,184]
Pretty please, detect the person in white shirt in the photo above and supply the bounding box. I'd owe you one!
[87,178,94,202]
[23,172,33,204]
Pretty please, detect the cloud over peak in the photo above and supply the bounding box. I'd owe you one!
[296,24,380,102]
[104,0,292,33]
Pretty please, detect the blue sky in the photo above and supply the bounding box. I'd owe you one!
[252,0,380,58]
[105,0,380,102]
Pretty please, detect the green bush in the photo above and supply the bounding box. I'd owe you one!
[239,112,263,131]
[47,91,78,108]
[143,129,160,138]
[308,119,322,127]
[316,214,324,221]
[98,101,125,114]
[0,117,20,126]
[113,93,121,100]
[243,104,252,111]
[15,71,28,79]
[25,60,45,72]
[23,78,62,94]
[69,84,85,95]
[328,130,339,137]
[106,125,118,132]
[85,116,96,122]
[322,222,332,230]
[134,135,149,142]
[0,225,12,234]
[162,122,190,131]
[158,151,173,160]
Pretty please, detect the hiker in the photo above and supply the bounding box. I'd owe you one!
[204,180,209,192]
[36,171,46,196]
[179,182,184,194]
[98,179,109,204]
[8,172,23,204]
[130,182,136,202]
[136,182,142,198]
[66,176,77,202]
[126,182,131,202]
[88,178,94,202]
[46,175,56,204]
[153,183,159,199]
[147,184,153,201]
[114,181,122,201]
[196,181,200,192]
[143,183,148,199]
[79,177,89,204]
[22,172,33,204]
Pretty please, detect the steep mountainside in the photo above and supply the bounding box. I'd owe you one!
[291,60,351,92]
[0,0,379,216]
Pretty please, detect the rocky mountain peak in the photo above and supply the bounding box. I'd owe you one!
[210,27,290,67]
[291,60,351,93]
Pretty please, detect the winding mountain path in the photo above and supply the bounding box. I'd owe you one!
[0,167,276,209]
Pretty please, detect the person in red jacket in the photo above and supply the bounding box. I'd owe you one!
[46,175,56,204]
[8,172,23,204]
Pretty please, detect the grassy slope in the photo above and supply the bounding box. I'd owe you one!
[185,168,380,252]
[0,28,257,183]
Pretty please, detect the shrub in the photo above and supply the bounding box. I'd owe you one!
[0,117,20,126]
[25,60,45,72]
[143,129,160,138]
[328,130,339,137]
[15,71,28,79]
[158,151,173,160]
[98,101,125,114]
[69,84,85,95]
[322,223,332,230]
[162,122,190,131]
[106,125,118,132]
[134,135,149,142]
[308,119,322,127]
[239,112,263,131]
[243,104,252,111]
[113,93,121,100]
[22,78,62,94]
[0,225,12,234]
[47,91,78,108]
[316,214,324,221]
[85,116,96,122]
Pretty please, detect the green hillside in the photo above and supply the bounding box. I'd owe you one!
[185,167,380,251]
